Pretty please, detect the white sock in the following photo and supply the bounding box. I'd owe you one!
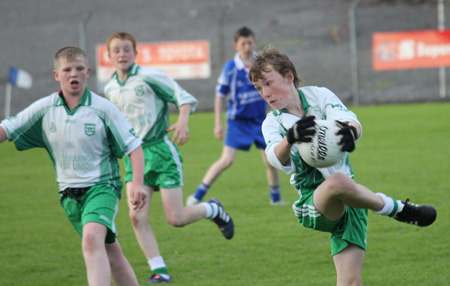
[148,256,166,270]
[373,193,404,217]
[200,202,218,219]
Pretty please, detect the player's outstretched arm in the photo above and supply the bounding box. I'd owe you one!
[128,146,147,210]
[167,104,191,146]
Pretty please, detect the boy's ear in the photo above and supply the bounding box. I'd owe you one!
[285,71,294,84]
[53,70,60,82]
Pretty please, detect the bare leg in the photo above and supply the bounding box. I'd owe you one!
[82,222,111,286]
[161,187,207,226]
[201,146,237,185]
[187,146,238,205]
[107,240,139,286]
[333,244,365,286]
[312,172,387,285]
[127,183,162,260]
[313,172,384,221]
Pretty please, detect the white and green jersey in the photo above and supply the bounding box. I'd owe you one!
[0,89,142,192]
[104,63,198,143]
[262,86,361,200]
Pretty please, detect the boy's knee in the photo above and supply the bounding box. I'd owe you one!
[82,232,102,253]
[327,172,355,194]
[129,210,147,227]
[166,215,187,227]
[218,157,234,168]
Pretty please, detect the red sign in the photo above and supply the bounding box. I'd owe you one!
[373,30,450,71]
[96,40,210,83]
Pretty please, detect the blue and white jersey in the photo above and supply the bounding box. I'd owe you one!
[216,53,267,120]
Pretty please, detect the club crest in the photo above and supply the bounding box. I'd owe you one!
[84,123,96,136]
[134,85,145,97]
[50,122,57,133]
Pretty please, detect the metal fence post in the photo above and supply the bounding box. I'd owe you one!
[438,0,446,98]
[349,0,362,106]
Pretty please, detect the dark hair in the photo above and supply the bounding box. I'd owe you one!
[234,26,255,42]
[249,46,303,88]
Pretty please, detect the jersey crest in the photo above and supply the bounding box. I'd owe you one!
[134,85,145,97]
[84,123,96,136]
[50,122,57,133]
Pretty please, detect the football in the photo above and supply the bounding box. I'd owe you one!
[297,120,345,168]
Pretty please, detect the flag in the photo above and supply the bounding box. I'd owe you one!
[8,67,33,89]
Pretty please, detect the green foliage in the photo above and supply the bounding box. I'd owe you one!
[0,102,449,285]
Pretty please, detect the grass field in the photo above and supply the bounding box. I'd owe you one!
[0,102,449,285]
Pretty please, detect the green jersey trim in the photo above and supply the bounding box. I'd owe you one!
[55,89,92,115]
[110,63,140,86]
[273,89,311,116]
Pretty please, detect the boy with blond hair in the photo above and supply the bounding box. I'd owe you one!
[0,46,147,286]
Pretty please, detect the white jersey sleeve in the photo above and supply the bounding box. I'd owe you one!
[140,67,198,112]
[0,95,53,149]
[262,113,297,174]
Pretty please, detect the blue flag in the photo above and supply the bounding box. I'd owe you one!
[9,67,33,89]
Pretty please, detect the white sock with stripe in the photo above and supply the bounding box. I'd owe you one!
[148,256,169,277]
[200,202,218,219]
[373,193,404,217]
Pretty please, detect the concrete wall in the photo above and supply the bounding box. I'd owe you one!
[1,0,449,118]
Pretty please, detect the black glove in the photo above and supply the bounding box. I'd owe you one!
[286,116,316,144]
[335,120,358,152]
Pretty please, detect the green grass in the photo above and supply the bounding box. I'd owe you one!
[0,102,449,285]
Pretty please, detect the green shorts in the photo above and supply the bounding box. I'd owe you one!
[124,137,183,190]
[292,193,368,256]
[61,185,120,244]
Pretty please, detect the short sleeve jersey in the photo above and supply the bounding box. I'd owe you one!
[104,64,198,143]
[262,86,361,201]
[216,53,267,120]
[0,89,142,192]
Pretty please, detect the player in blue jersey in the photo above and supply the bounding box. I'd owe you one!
[0,46,147,286]
[249,46,437,286]
[187,27,284,206]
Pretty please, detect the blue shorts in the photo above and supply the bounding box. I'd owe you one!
[225,118,266,151]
